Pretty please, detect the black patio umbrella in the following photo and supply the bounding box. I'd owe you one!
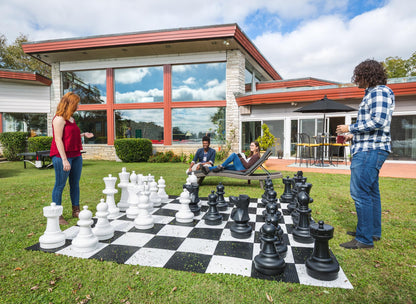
[294,95,356,133]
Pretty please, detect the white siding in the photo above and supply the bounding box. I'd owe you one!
[0,81,50,113]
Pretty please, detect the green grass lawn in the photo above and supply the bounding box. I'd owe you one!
[0,160,415,303]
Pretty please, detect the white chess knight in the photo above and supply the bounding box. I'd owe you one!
[157,176,169,203]
[72,206,98,252]
[188,172,198,184]
[39,202,66,249]
[117,167,130,211]
[175,189,194,223]
[103,174,120,218]
[134,192,154,230]
[149,180,161,207]
[92,199,115,240]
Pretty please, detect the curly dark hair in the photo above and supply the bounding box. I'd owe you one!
[351,59,387,87]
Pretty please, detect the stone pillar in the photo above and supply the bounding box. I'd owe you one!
[226,50,245,152]
[48,62,62,136]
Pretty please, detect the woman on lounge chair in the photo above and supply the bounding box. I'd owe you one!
[202,141,260,174]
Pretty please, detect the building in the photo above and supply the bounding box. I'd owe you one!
[15,23,416,161]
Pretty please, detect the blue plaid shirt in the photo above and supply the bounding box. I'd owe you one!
[349,85,395,155]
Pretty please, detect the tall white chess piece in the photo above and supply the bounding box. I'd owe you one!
[72,206,98,252]
[39,203,66,249]
[117,167,130,211]
[103,174,120,218]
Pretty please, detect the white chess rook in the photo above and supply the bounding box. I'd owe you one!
[175,189,194,223]
[103,174,120,218]
[39,202,66,249]
[117,167,130,211]
[72,206,98,252]
[92,199,115,240]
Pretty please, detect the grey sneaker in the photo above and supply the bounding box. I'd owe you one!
[340,239,373,249]
[346,231,380,241]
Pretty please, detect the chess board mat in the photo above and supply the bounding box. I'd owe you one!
[27,196,353,289]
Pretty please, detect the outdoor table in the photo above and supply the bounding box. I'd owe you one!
[18,150,52,169]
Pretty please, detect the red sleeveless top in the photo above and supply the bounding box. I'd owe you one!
[50,117,83,158]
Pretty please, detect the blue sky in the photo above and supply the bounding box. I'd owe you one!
[1,0,415,82]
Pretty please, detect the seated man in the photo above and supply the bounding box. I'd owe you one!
[187,136,216,173]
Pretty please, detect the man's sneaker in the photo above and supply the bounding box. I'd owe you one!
[340,239,374,249]
[201,166,210,175]
[346,231,380,241]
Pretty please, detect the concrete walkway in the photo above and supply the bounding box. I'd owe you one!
[264,158,416,179]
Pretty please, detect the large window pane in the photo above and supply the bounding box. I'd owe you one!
[264,120,285,156]
[172,107,225,144]
[115,109,164,143]
[2,113,47,136]
[241,121,261,152]
[114,67,163,103]
[62,70,106,104]
[391,115,416,160]
[73,111,107,144]
[172,63,226,102]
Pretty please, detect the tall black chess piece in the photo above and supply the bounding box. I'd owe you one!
[261,176,274,206]
[216,182,228,211]
[183,182,201,216]
[254,219,286,275]
[230,195,252,239]
[292,183,314,243]
[306,221,340,281]
[288,171,305,213]
[292,180,313,228]
[204,191,222,225]
[280,176,294,206]
[262,203,287,258]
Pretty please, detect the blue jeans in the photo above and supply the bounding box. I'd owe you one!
[210,153,245,171]
[52,156,83,206]
[350,149,388,245]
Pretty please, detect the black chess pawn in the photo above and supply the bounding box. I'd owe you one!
[262,204,287,258]
[262,189,278,219]
[306,221,340,281]
[204,190,222,225]
[292,184,314,243]
[230,195,252,239]
[292,180,313,227]
[290,175,308,225]
[216,182,228,211]
[183,183,201,216]
[254,219,286,275]
[261,176,274,206]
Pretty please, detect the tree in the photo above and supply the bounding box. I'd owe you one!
[382,51,416,78]
[0,34,51,77]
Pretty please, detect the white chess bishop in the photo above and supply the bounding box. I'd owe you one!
[117,167,130,211]
[103,174,120,218]
[39,203,66,249]
[92,199,115,240]
[175,189,194,223]
[72,206,98,252]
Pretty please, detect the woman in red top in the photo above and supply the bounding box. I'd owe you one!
[50,92,93,225]
[202,141,260,174]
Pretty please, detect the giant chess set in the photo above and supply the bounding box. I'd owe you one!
[27,169,353,289]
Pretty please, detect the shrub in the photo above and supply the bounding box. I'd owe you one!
[0,132,29,160]
[148,150,182,163]
[257,123,276,150]
[114,138,152,162]
[27,136,53,152]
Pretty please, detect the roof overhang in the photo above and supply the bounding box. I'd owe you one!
[22,24,281,80]
[0,69,51,86]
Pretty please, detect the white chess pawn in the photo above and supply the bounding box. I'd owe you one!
[157,176,169,203]
[39,203,66,249]
[92,199,115,240]
[149,180,161,207]
[136,174,144,186]
[175,189,194,223]
[126,183,140,219]
[103,174,120,218]
[134,193,154,230]
[117,167,130,211]
[130,171,137,184]
[148,174,155,183]
[72,206,98,252]
[189,172,198,184]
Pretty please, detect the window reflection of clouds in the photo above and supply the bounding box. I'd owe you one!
[74,70,106,85]
[115,68,151,84]
[172,107,219,135]
[116,109,163,126]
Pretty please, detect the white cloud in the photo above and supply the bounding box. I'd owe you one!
[172,80,226,101]
[115,89,163,103]
[206,79,219,87]
[183,77,196,85]
[115,68,151,85]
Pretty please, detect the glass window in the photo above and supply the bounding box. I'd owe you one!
[62,70,107,104]
[172,107,225,144]
[291,119,298,157]
[73,111,107,144]
[241,121,261,152]
[114,67,163,103]
[2,113,47,136]
[115,109,164,143]
[172,63,226,102]
[390,115,416,160]
[264,120,285,156]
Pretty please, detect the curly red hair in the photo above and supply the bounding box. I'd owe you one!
[352,59,387,87]
[55,92,80,120]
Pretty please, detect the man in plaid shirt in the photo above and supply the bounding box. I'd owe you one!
[336,59,395,249]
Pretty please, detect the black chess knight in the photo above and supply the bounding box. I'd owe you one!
[183,181,201,216]
[230,194,252,239]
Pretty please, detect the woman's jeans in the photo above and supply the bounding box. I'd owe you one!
[350,149,388,245]
[52,156,83,206]
[210,153,245,171]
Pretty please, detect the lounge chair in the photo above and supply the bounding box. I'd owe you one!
[190,148,283,189]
